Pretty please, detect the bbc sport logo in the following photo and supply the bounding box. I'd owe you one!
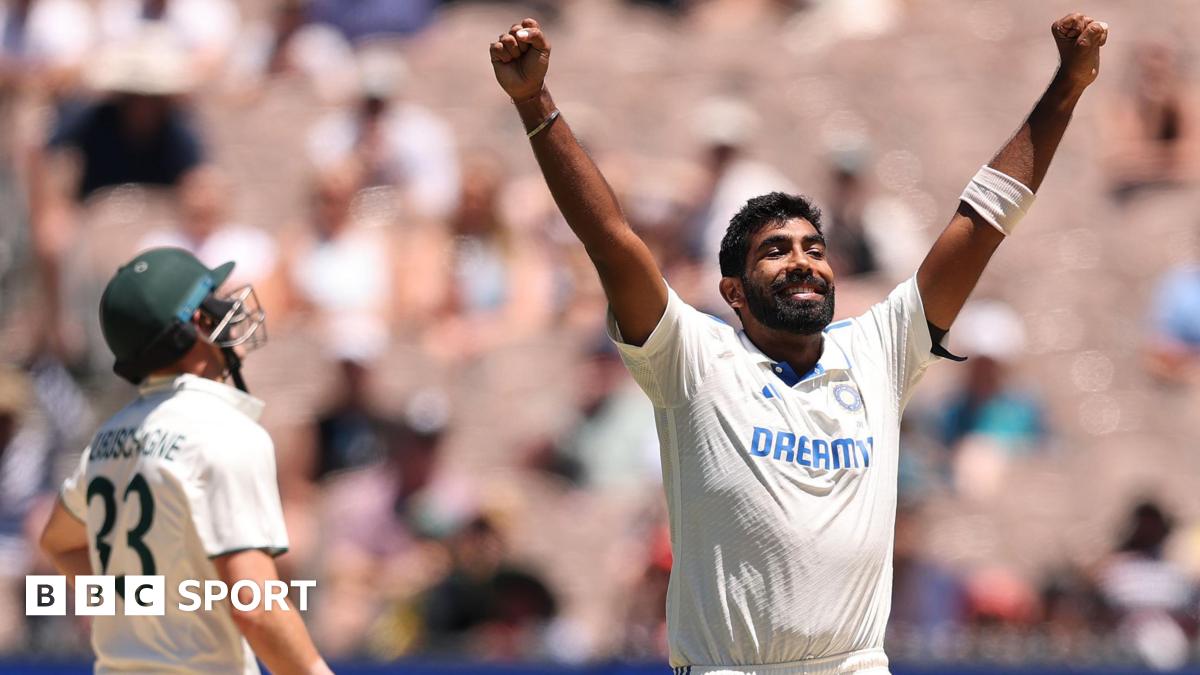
[26,576,316,616]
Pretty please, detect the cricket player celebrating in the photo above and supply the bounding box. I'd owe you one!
[38,248,331,674]
[490,13,1107,674]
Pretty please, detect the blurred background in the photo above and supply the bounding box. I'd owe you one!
[0,0,1199,672]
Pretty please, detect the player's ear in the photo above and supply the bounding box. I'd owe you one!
[719,276,744,313]
[191,309,211,333]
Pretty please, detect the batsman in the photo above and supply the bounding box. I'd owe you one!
[491,12,1107,675]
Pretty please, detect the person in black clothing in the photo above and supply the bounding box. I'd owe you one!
[29,32,207,361]
[421,515,559,659]
[47,95,203,200]
[824,158,880,278]
[311,357,389,481]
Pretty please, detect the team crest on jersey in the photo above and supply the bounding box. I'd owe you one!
[833,384,862,412]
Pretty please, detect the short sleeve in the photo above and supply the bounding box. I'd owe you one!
[193,427,289,558]
[606,285,719,408]
[860,275,944,409]
[59,449,89,522]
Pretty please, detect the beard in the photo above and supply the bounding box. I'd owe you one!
[742,271,835,334]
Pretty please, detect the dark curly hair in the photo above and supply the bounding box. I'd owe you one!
[718,192,824,278]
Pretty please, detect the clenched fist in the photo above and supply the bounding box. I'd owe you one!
[490,18,551,102]
[1053,13,1109,90]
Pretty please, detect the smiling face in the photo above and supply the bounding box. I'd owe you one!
[729,217,836,335]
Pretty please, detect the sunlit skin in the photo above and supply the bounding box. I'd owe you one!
[719,218,835,376]
[147,312,230,382]
[489,10,1109,669]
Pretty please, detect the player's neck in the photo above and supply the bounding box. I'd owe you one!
[149,344,225,383]
[743,324,824,375]
[148,365,207,380]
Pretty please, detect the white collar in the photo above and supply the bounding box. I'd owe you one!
[737,330,852,385]
[138,373,265,421]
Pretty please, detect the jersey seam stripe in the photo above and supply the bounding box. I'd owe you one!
[899,279,934,410]
[207,545,289,560]
[666,409,684,651]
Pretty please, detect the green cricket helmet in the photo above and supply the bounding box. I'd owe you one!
[99,247,266,385]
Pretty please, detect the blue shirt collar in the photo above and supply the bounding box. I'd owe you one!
[737,330,851,387]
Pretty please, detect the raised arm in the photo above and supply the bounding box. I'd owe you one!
[489,18,667,346]
[917,13,1109,330]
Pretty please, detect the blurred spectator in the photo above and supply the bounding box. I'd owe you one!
[28,30,205,359]
[0,356,94,654]
[316,389,458,656]
[823,148,880,278]
[436,0,562,24]
[0,365,45,651]
[490,167,610,329]
[3,0,1200,668]
[0,0,96,295]
[963,566,1039,628]
[626,0,685,12]
[690,0,813,33]
[1104,42,1197,202]
[891,506,966,636]
[524,337,657,490]
[225,0,357,102]
[282,161,396,350]
[243,0,310,79]
[135,166,285,313]
[421,515,561,661]
[0,0,95,95]
[780,0,903,49]
[97,0,240,81]
[684,97,796,269]
[619,519,671,660]
[1039,568,1109,659]
[2,357,94,658]
[895,413,949,505]
[622,181,695,280]
[1144,261,1200,385]
[309,356,389,482]
[423,154,554,360]
[940,302,1045,451]
[940,354,1046,452]
[306,48,459,221]
[307,0,437,43]
[821,145,926,282]
[937,301,1046,500]
[1097,500,1196,670]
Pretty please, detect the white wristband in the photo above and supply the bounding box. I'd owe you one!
[959,165,1034,236]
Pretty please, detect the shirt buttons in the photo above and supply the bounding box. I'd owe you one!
[774,367,783,373]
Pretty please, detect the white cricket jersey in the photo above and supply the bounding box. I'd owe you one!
[59,374,289,675]
[608,276,942,674]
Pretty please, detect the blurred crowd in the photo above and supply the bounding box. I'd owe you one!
[0,0,1199,669]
